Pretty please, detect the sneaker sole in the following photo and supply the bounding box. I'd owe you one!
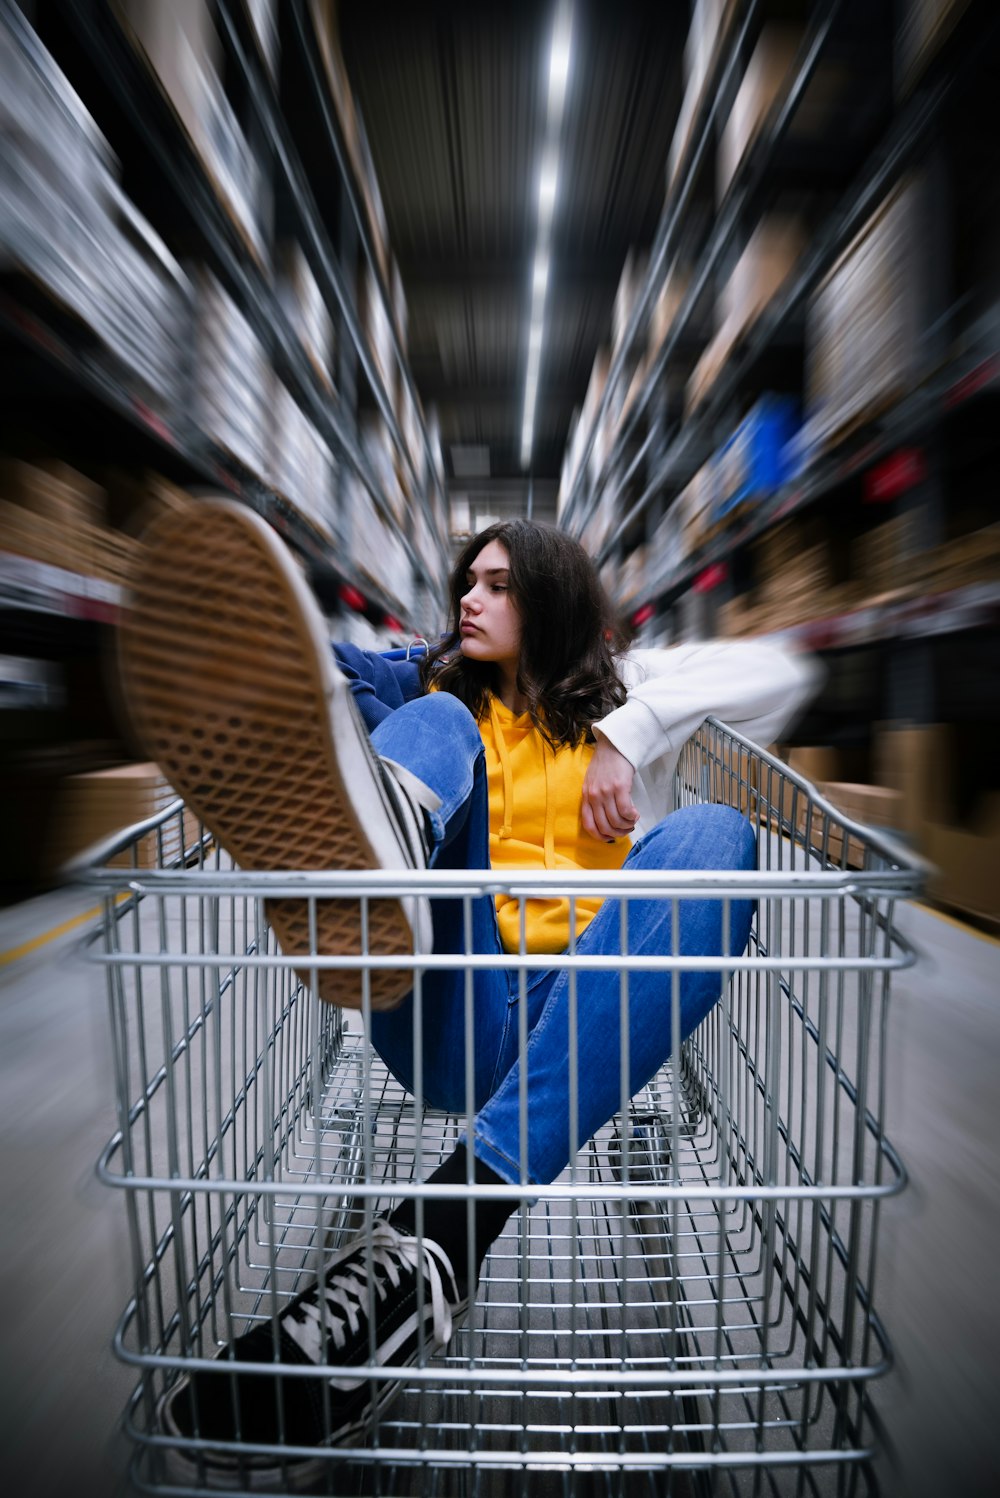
[118,498,425,1011]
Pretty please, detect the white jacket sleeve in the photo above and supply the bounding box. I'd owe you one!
[593,640,822,770]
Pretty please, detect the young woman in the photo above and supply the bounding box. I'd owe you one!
[120,502,818,1487]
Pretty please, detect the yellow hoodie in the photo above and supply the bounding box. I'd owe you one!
[481,695,629,955]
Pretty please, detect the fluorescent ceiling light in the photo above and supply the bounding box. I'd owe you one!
[548,5,572,122]
[532,249,549,297]
[538,152,558,223]
[529,321,543,351]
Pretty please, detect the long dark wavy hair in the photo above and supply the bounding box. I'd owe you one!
[420,519,627,748]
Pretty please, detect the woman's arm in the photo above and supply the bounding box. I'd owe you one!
[579,640,821,838]
[581,733,639,842]
[332,643,426,733]
[594,638,821,772]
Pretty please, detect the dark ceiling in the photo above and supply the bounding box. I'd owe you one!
[339,1,687,491]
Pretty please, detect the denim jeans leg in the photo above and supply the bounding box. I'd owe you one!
[367,693,513,1113]
[470,804,758,1186]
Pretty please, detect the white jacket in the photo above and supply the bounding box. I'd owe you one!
[593,639,821,838]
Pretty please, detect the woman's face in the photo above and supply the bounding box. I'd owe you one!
[458,539,522,672]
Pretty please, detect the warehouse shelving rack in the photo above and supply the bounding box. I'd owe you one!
[0,0,450,899]
[552,0,999,925]
[3,0,449,619]
[558,0,997,624]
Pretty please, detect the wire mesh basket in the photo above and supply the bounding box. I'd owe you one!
[84,720,924,1495]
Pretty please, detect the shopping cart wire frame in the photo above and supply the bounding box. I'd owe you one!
[82,720,924,1494]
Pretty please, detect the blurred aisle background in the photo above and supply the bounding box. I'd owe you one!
[1,0,998,1494]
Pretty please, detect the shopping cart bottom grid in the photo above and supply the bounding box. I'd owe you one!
[87,724,922,1496]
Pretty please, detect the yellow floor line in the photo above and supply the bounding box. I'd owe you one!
[0,891,130,968]
[914,901,1000,946]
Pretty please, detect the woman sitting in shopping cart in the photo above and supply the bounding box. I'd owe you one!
[120,503,818,1485]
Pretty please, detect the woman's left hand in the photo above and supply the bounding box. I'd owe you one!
[582,733,639,842]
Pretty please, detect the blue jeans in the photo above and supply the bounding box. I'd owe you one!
[366,691,756,1188]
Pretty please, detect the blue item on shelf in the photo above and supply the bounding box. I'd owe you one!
[714,397,800,519]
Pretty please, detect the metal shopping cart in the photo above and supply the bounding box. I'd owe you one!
[84,721,923,1496]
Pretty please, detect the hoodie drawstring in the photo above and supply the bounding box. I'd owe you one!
[489,698,515,840]
[541,737,556,870]
[489,698,558,869]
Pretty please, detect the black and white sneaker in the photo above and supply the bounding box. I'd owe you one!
[159,1220,469,1491]
[118,497,437,1011]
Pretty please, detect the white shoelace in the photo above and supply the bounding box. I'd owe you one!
[283,1220,459,1365]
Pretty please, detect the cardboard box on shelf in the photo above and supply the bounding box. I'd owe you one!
[802,177,924,455]
[584,347,610,428]
[872,721,999,919]
[119,0,221,150]
[268,380,337,539]
[757,548,830,620]
[851,513,918,599]
[360,412,405,526]
[685,326,731,415]
[355,507,412,614]
[359,262,396,403]
[46,762,181,873]
[814,581,866,618]
[685,217,804,416]
[309,1,390,279]
[0,462,128,581]
[720,214,806,343]
[752,512,826,579]
[620,355,650,423]
[667,0,739,191]
[1,459,105,529]
[121,1,264,260]
[612,252,649,355]
[398,379,427,496]
[715,594,754,638]
[675,464,715,555]
[649,261,691,360]
[786,746,845,784]
[815,781,904,832]
[200,70,266,260]
[276,240,334,385]
[193,270,270,476]
[873,722,950,838]
[617,545,648,604]
[923,799,1000,922]
[786,779,904,868]
[912,523,1000,593]
[717,25,801,201]
[648,504,686,581]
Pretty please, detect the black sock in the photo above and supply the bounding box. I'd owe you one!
[389,1143,514,1285]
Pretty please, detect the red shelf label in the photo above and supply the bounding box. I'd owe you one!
[864,447,926,503]
[339,583,367,613]
[693,562,728,594]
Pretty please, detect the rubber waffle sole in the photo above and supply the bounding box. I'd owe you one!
[117,499,416,1011]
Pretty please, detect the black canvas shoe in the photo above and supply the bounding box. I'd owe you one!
[159,1220,469,1490]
